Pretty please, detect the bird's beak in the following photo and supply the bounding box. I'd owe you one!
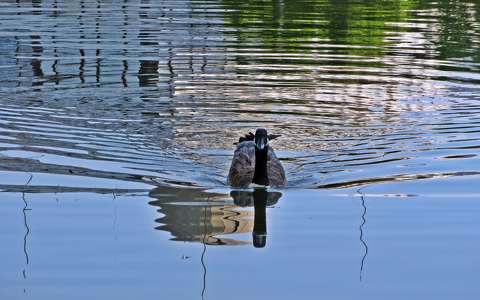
[255,136,267,150]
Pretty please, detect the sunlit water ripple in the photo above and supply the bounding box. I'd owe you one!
[1,0,480,193]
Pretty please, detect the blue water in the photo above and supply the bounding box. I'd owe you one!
[2,184,480,299]
[1,0,480,298]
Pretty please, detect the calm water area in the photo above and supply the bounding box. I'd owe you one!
[1,0,480,299]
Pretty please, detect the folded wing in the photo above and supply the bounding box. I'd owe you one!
[267,146,286,187]
[227,141,256,188]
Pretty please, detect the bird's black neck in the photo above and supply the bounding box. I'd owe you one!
[253,146,269,185]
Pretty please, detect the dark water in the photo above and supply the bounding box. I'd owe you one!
[1,0,480,298]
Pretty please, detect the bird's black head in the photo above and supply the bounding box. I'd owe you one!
[254,128,268,150]
[235,128,281,145]
[254,128,282,150]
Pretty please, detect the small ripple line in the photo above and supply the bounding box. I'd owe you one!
[22,173,33,293]
[357,188,368,282]
[201,198,208,300]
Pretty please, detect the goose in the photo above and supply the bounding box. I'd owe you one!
[227,128,286,188]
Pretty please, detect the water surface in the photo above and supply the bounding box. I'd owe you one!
[1,0,480,299]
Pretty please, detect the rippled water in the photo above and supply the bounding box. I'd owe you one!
[1,0,480,299]
[1,0,480,189]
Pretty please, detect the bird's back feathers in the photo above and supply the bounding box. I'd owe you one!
[227,141,256,188]
[228,141,286,188]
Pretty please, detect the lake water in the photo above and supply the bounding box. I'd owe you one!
[1,0,480,299]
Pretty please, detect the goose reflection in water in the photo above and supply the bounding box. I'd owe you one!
[148,187,281,247]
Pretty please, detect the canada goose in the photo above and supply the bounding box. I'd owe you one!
[227,128,286,188]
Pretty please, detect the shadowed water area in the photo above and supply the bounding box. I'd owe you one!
[1,0,480,299]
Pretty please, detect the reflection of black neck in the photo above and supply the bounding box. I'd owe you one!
[253,189,267,248]
[253,147,269,185]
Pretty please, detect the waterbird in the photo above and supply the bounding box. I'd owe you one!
[227,128,286,188]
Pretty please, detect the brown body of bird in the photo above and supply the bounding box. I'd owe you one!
[227,128,286,188]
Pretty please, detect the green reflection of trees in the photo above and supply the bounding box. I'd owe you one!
[431,0,480,62]
[221,0,480,62]
[221,0,417,57]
